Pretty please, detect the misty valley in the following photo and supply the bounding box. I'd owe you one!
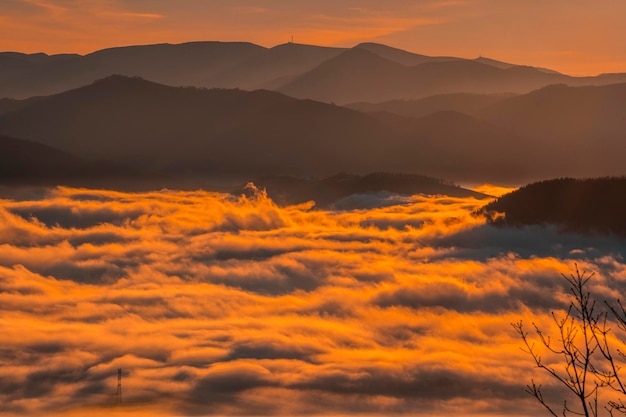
[1,40,626,417]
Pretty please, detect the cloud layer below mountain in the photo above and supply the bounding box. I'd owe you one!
[2,185,626,416]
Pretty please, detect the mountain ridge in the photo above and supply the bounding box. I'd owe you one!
[3,40,625,102]
[0,134,129,183]
[1,75,625,183]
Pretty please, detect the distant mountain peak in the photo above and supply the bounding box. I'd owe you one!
[88,74,158,89]
[271,42,339,49]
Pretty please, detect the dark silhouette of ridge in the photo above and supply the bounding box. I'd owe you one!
[355,43,457,66]
[279,50,575,104]
[214,42,347,90]
[0,75,395,176]
[345,82,626,182]
[346,92,514,119]
[474,56,560,74]
[474,56,516,70]
[480,82,626,177]
[390,110,542,182]
[481,177,626,236]
[0,96,46,115]
[238,172,490,208]
[0,41,346,99]
[0,41,266,98]
[0,134,128,183]
[278,48,408,103]
[2,40,625,102]
[2,76,625,184]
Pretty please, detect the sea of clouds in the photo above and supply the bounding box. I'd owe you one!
[2,185,626,416]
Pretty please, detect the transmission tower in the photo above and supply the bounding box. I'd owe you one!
[116,368,122,405]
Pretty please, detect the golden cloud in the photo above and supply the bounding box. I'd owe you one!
[1,186,624,416]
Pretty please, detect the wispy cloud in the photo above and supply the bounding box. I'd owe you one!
[101,11,164,19]
[18,0,68,14]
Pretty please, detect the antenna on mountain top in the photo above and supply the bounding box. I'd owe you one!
[291,35,294,44]
[116,368,122,405]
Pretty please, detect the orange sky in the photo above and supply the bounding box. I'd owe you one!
[1,0,625,75]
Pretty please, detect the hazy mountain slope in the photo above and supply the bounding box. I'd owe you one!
[481,83,626,177]
[483,83,626,137]
[0,96,47,115]
[0,76,525,181]
[0,42,266,99]
[404,60,570,98]
[3,41,626,102]
[0,135,122,182]
[474,56,516,70]
[279,51,570,104]
[355,43,560,75]
[391,111,543,182]
[240,172,490,208]
[0,53,40,84]
[0,76,396,176]
[278,48,410,103]
[482,177,626,236]
[474,57,560,74]
[214,43,347,90]
[355,43,456,66]
[350,82,626,181]
[0,52,80,84]
[2,76,624,183]
[83,41,266,85]
[346,93,514,118]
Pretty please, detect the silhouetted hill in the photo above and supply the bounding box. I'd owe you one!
[0,76,396,176]
[483,83,626,137]
[474,57,560,74]
[0,135,127,183]
[391,111,544,181]
[346,93,514,119]
[0,96,46,115]
[3,41,625,102]
[345,82,626,182]
[0,42,266,99]
[279,51,577,104]
[0,76,536,182]
[355,43,456,66]
[482,177,626,236]
[278,48,409,103]
[214,43,346,90]
[473,56,516,70]
[2,76,624,184]
[239,172,490,208]
[481,83,626,177]
[0,42,346,99]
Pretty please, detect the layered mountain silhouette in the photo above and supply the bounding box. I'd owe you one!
[482,177,626,236]
[0,135,127,183]
[3,41,626,103]
[0,76,624,183]
[0,41,344,99]
[346,92,514,119]
[481,83,626,150]
[238,172,490,208]
[0,42,263,99]
[0,76,395,176]
[349,82,626,180]
[278,48,575,104]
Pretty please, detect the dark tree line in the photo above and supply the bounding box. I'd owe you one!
[484,177,626,236]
